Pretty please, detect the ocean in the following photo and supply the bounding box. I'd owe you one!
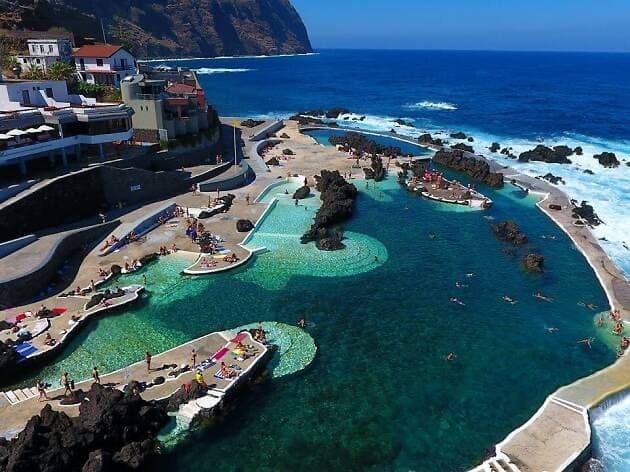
[152,49,630,277]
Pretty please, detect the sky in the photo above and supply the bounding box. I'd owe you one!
[291,0,630,53]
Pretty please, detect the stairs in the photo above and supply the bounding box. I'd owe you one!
[470,453,521,472]
[2,387,40,405]
[174,391,224,429]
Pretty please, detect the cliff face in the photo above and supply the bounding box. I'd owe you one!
[0,0,312,58]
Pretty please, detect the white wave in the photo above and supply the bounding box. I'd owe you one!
[194,68,253,74]
[591,394,630,470]
[406,101,458,111]
[139,53,319,63]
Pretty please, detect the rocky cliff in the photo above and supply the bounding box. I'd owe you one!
[0,0,312,58]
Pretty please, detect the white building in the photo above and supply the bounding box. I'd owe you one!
[15,39,74,73]
[0,78,134,174]
[74,45,136,87]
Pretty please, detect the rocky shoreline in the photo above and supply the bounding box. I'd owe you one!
[432,149,504,188]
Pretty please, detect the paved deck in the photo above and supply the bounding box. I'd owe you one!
[0,329,268,439]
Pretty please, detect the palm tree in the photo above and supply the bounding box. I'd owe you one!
[47,61,75,81]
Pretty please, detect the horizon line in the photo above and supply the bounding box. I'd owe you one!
[311,47,630,55]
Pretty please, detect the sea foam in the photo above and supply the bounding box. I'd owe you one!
[194,68,254,74]
[406,101,458,111]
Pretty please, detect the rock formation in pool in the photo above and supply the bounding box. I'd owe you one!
[364,156,385,182]
[0,384,168,471]
[328,132,411,159]
[301,170,357,251]
[432,149,504,188]
[593,152,620,168]
[237,219,255,232]
[293,185,311,200]
[523,253,545,272]
[491,221,529,245]
[518,145,574,164]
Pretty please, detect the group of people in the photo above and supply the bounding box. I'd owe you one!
[124,259,142,272]
[253,324,267,344]
[158,245,177,256]
[185,218,205,242]
[36,367,101,402]
[100,235,119,251]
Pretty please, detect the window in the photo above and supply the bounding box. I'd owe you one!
[40,45,44,53]
[36,58,41,64]
[48,45,54,53]
[45,88,54,98]
[22,90,30,105]
[96,58,103,67]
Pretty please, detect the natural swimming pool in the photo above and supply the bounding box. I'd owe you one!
[12,172,615,471]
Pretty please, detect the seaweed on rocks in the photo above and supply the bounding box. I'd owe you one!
[432,149,504,188]
[301,171,357,251]
[0,384,168,472]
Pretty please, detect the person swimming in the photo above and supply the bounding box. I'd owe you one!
[445,352,457,362]
[502,295,517,304]
[545,326,559,333]
[450,297,465,306]
[466,273,475,278]
[534,292,553,302]
[455,282,468,288]
[578,337,595,349]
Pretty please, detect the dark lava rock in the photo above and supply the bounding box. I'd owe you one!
[418,134,443,146]
[330,132,411,158]
[452,142,474,153]
[293,185,310,200]
[491,221,528,245]
[548,204,562,211]
[518,145,573,164]
[266,156,280,166]
[572,201,601,225]
[0,384,167,472]
[236,219,254,232]
[538,173,565,185]
[82,449,113,472]
[593,152,620,168]
[433,149,504,188]
[316,236,346,251]
[110,264,122,276]
[523,253,544,272]
[467,137,474,142]
[240,119,264,128]
[282,148,295,156]
[301,171,357,250]
[163,380,207,412]
[280,133,290,139]
[86,293,105,310]
[489,143,501,153]
[0,340,18,380]
[289,114,325,126]
[394,119,414,127]
[364,156,385,182]
[574,146,583,156]
[325,107,351,119]
[450,131,467,139]
[139,253,159,266]
[583,169,595,175]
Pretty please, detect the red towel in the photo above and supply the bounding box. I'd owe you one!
[52,308,67,315]
[230,332,248,344]
[15,313,27,322]
[211,347,229,361]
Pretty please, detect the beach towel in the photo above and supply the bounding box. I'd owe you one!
[211,347,229,361]
[15,313,27,322]
[230,332,248,344]
[14,342,38,358]
[52,308,67,316]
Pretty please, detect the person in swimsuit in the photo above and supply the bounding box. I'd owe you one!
[37,380,49,402]
[92,367,100,385]
[61,372,72,396]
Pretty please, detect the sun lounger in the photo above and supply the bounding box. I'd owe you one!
[14,342,38,358]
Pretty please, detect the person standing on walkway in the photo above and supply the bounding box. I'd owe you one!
[37,380,49,402]
[191,348,197,368]
[245,193,250,205]
[145,351,152,372]
[60,372,72,396]
[92,366,100,385]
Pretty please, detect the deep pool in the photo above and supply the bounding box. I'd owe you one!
[12,171,615,472]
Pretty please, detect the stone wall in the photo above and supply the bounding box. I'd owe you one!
[134,128,160,143]
[0,168,107,243]
[0,221,119,306]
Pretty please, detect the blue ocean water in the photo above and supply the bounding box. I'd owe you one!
[153,50,630,276]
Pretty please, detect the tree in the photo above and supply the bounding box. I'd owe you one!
[22,65,46,80]
[2,55,21,78]
[47,61,75,81]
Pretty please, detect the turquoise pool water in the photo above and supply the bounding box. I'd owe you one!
[305,128,434,157]
[12,171,614,472]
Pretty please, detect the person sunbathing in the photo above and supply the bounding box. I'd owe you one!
[44,332,56,346]
[220,362,237,378]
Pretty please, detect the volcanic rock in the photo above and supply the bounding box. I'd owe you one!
[293,185,310,200]
[523,253,544,272]
[548,204,562,211]
[574,146,583,156]
[282,148,295,156]
[450,132,467,139]
[394,119,414,127]
[489,143,501,153]
[236,219,254,232]
[432,149,504,188]
[418,134,443,146]
[518,145,573,164]
[325,108,350,119]
[240,119,264,128]
[266,157,280,166]
[572,201,601,225]
[491,221,529,245]
[593,152,620,168]
[538,173,565,185]
[452,143,474,153]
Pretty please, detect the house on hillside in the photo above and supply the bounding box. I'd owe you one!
[120,67,217,143]
[16,39,74,74]
[73,45,136,87]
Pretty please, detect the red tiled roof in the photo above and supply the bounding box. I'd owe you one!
[166,83,196,94]
[73,45,125,58]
